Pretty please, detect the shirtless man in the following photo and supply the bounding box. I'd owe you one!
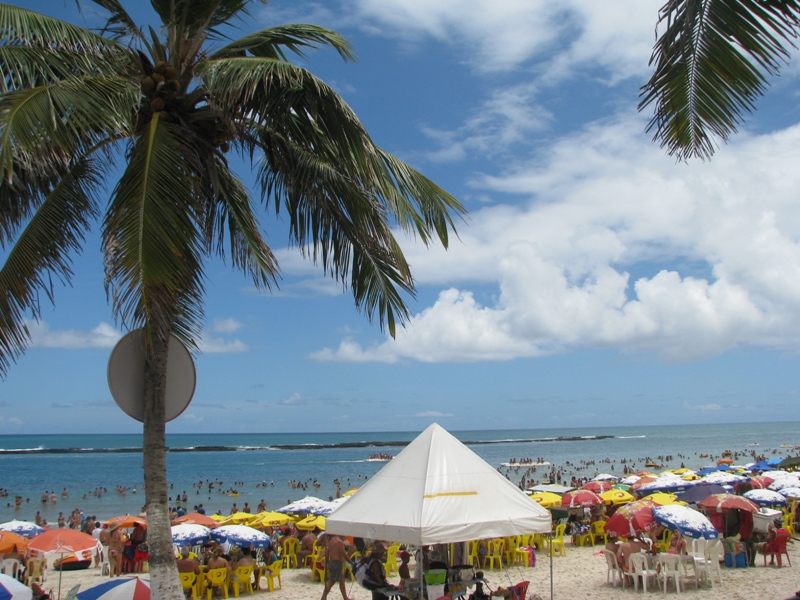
[297,529,318,563]
[616,537,650,572]
[177,546,200,574]
[320,535,351,600]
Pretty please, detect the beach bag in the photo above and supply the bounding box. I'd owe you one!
[354,557,381,590]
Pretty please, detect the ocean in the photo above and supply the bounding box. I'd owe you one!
[1,421,798,524]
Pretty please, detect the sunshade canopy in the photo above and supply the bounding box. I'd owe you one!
[326,423,551,545]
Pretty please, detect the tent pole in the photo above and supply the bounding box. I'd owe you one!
[549,532,554,600]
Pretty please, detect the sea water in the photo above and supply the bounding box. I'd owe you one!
[1,421,798,524]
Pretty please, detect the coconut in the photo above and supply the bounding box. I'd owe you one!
[150,97,166,112]
[140,76,156,95]
[154,61,168,74]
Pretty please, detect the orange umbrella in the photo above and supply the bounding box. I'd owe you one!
[171,512,219,528]
[105,515,146,529]
[0,531,28,554]
[27,529,100,562]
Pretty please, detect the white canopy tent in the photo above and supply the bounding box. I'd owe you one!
[326,423,551,545]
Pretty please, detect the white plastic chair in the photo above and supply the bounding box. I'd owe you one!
[628,553,658,593]
[657,553,683,594]
[603,549,623,587]
[1,558,21,579]
[705,540,723,585]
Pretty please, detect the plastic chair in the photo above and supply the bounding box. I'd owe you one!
[705,540,723,584]
[205,567,229,600]
[590,521,608,546]
[509,580,529,600]
[2,558,21,579]
[484,539,505,570]
[180,572,198,600]
[603,549,623,587]
[503,536,520,564]
[263,560,282,592]
[574,527,593,547]
[384,544,400,577]
[467,540,481,567]
[763,531,792,567]
[547,525,566,557]
[783,514,796,537]
[627,553,658,592]
[656,553,683,594]
[304,542,322,568]
[229,565,254,597]
[281,536,299,569]
[656,528,672,553]
[24,558,46,586]
[64,584,81,600]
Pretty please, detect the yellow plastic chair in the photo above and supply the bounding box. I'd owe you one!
[24,558,46,586]
[229,565,254,597]
[783,513,796,537]
[484,539,505,570]
[590,520,608,546]
[179,572,198,600]
[548,524,567,557]
[503,536,520,564]
[384,544,400,577]
[531,533,546,550]
[281,537,299,569]
[264,560,282,592]
[205,567,229,600]
[574,527,593,547]
[466,540,481,567]
[304,541,322,568]
[655,528,672,553]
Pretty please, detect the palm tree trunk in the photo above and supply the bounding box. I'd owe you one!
[143,329,183,600]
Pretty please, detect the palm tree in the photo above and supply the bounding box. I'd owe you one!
[0,1,463,596]
[640,0,800,160]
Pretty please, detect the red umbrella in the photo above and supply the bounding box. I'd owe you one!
[629,477,658,493]
[581,481,614,494]
[561,489,603,508]
[698,493,759,513]
[604,499,658,538]
[749,476,775,489]
[27,529,100,562]
[171,512,219,528]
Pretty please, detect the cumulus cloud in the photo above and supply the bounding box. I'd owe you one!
[683,401,723,412]
[0,417,23,427]
[314,117,800,364]
[211,318,243,333]
[198,335,248,354]
[28,320,121,349]
[278,392,307,406]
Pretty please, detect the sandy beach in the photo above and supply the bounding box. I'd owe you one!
[44,539,800,600]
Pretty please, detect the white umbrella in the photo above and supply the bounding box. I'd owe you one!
[593,473,618,481]
[0,573,33,600]
[210,525,271,548]
[700,472,747,486]
[171,523,210,546]
[769,476,800,491]
[778,487,800,499]
[0,520,45,538]
[652,504,719,540]
[620,475,641,485]
[744,489,787,507]
[276,495,337,516]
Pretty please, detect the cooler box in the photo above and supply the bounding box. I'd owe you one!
[754,508,782,533]
[724,552,747,568]
[426,584,446,599]
[425,570,447,585]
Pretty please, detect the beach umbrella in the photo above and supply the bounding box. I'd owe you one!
[634,476,692,495]
[210,524,271,548]
[529,492,562,508]
[581,481,614,494]
[604,499,657,538]
[600,489,634,506]
[592,474,618,482]
[675,482,727,504]
[0,532,29,554]
[0,520,45,538]
[652,505,719,540]
[251,511,292,528]
[171,523,211,546]
[105,515,146,529]
[699,472,747,486]
[76,577,150,600]
[0,573,33,600]
[171,512,219,528]
[642,492,683,506]
[749,475,775,489]
[218,512,256,526]
[560,489,603,508]
[769,476,800,491]
[778,456,800,470]
[619,475,641,485]
[778,487,800,499]
[743,489,787,508]
[698,493,758,514]
[295,515,326,531]
[27,529,100,562]
[629,477,657,493]
[343,487,360,496]
[277,496,337,516]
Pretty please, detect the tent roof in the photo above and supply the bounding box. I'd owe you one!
[325,423,551,546]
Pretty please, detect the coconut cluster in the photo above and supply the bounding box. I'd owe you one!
[140,60,180,113]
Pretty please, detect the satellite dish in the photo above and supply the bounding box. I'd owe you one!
[107,328,196,422]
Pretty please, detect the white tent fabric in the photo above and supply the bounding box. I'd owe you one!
[325,423,551,545]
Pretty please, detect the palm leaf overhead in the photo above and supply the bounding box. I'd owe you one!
[640,0,800,160]
[0,2,463,595]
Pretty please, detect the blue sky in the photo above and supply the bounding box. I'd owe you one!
[3,0,800,434]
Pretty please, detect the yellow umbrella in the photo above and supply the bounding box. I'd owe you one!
[642,492,685,506]
[219,511,257,526]
[295,515,326,531]
[682,473,702,481]
[252,511,293,528]
[343,488,360,497]
[600,489,635,506]
[209,514,227,522]
[529,491,562,508]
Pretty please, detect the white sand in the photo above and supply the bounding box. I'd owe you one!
[47,540,799,600]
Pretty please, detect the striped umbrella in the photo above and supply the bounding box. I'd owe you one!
[76,577,150,600]
[0,573,33,600]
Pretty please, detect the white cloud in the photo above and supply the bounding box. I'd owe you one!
[278,392,307,406]
[0,416,23,427]
[314,116,800,364]
[211,318,242,333]
[682,401,723,412]
[415,411,453,417]
[28,320,121,349]
[198,335,248,354]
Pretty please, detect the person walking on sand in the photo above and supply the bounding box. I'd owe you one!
[320,534,351,600]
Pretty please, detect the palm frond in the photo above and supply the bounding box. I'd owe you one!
[212,24,354,61]
[103,113,205,348]
[151,0,257,39]
[82,0,143,41]
[0,157,103,376]
[640,0,800,160]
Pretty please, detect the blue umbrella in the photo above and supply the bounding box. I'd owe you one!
[743,489,787,508]
[171,523,210,546]
[0,574,33,600]
[675,483,727,504]
[0,520,45,538]
[76,577,150,600]
[652,505,719,540]
[210,525,271,548]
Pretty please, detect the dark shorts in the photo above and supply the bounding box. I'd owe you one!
[327,559,344,581]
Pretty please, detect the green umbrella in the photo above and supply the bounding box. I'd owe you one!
[778,456,800,470]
